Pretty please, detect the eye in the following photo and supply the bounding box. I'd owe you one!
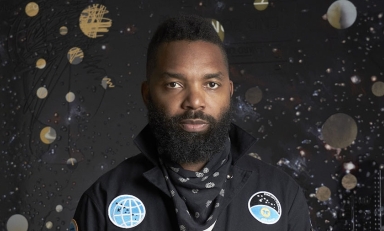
[167,82,182,88]
[207,82,219,89]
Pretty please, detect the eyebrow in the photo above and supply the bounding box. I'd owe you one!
[160,72,225,81]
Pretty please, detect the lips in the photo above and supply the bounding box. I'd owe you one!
[179,119,209,132]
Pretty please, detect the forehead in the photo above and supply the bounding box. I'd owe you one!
[152,40,228,78]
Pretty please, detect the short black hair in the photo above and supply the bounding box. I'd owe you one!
[146,15,228,79]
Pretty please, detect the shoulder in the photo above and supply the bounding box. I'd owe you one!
[237,154,290,178]
[101,153,152,179]
[110,153,154,173]
[236,154,300,192]
[84,154,154,196]
[235,154,307,213]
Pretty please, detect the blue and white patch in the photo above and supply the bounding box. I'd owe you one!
[108,195,146,228]
[69,219,78,231]
[248,191,281,225]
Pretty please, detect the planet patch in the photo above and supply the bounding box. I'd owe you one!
[108,195,146,228]
[248,191,281,224]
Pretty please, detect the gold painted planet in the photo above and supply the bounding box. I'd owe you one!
[67,47,84,65]
[254,0,269,11]
[341,174,357,190]
[40,127,57,144]
[36,58,46,69]
[316,186,331,201]
[211,19,225,42]
[25,2,39,17]
[79,4,112,38]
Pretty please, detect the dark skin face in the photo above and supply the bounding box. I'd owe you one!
[142,40,233,171]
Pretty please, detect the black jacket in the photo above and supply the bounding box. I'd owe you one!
[73,124,311,230]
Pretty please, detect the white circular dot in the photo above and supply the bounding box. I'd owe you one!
[45,221,53,229]
[350,75,361,84]
[56,205,63,212]
[36,58,46,69]
[65,92,75,102]
[36,87,48,99]
[327,0,357,29]
[7,214,28,231]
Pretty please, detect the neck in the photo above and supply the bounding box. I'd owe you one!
[180,161,207,172]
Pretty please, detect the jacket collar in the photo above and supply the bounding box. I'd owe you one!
[133,123,258,166]
[133,124,160,166]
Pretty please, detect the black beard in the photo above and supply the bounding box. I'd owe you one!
[147,99,232,165]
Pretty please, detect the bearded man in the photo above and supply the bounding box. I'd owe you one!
[73,15,311,231]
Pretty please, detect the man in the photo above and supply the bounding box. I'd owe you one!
[73,15,311,231]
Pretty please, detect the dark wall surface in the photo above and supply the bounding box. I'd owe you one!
[1,0,384,230]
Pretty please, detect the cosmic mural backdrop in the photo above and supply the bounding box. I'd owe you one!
[1,0,384,230]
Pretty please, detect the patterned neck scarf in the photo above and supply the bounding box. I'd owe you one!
[159,139,231,231]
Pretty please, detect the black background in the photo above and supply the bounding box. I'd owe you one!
[1,0,384,230]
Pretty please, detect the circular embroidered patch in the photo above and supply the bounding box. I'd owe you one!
[248,191,281,224]
[108,195,146,228]
[69,219,78,231]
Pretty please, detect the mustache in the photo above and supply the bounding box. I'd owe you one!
[171,110,216,123]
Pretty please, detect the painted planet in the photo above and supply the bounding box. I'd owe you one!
[25,2,39,17]
[40,127,57,144]
[211,19,225,42]
[66,92,75,102]
[327,0,357,29]
[36,58,46,69]
[7,214,28,231]
[67,47,84,65]
[36,87,48,99]
[316,186,331,201]
[254,0,269,11]
[60,26,68,35]
[372,81,384,97]
[79,4,112,38]
[322,113,357,148]
[245,87,263,105]
[342,173,357,190]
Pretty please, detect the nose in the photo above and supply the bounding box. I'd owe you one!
[181,86,205,111]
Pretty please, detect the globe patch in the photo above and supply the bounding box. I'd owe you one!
[108,195,146,228]
[248,191,281,224]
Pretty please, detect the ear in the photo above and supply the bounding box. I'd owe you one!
[229,80,234,97]
[141,81,150,106]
